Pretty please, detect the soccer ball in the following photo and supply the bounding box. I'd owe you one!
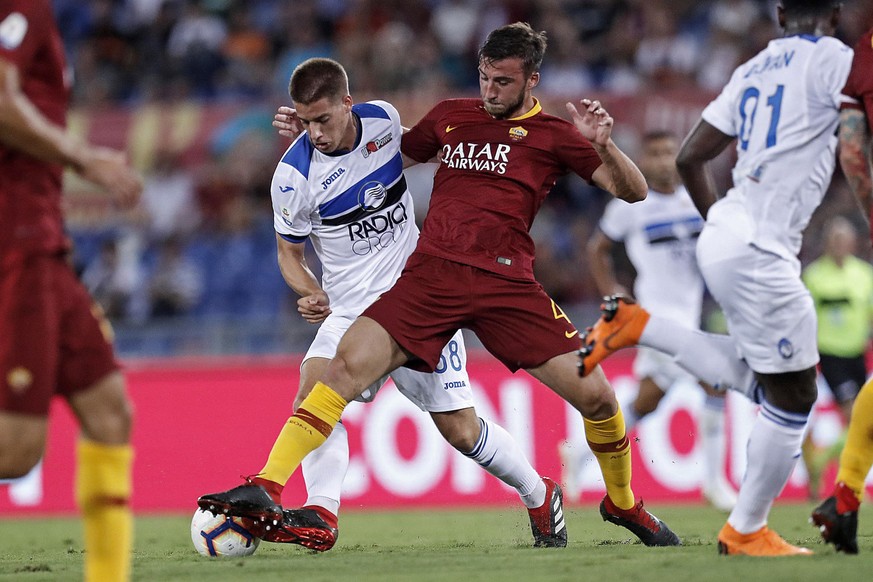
[190,509,261,557]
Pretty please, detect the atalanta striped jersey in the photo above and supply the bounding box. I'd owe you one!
[271,100,418,317]
[599,185,704,328]
[701,34,853,260]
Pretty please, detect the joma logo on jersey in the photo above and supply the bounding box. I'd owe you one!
[440,142,510,174]
[321,168,346,190]
[348,202,409,255]
[361,133,393,158]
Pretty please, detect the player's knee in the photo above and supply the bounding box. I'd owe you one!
[0,415,47,478]
[84,399,132,444]
[445,426,479,452]
[76,379,134,444]
[323,352,356,388]
[429,409,481,451]
[575,380,618,420]
[579,394,617,420]
[759,368,817,414]
[795,383,818,413]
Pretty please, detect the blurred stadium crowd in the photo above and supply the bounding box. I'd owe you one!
[60,0,873,356]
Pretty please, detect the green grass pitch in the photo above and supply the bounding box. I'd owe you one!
[1,502,871,581]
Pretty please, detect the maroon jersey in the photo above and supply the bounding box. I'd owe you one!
[402,98,602,280]
[0,0,70,260]
[841,28,873,132]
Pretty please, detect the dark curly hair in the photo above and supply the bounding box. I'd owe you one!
[477,23,548,78]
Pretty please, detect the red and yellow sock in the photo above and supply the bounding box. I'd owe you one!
[835,378,873,503]
[259,382,347,487]
[584,407,635,510]
[76,440,133,582]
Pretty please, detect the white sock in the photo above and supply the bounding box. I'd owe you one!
[301,421,348,516]
[728,400,808,533]
[700,394,728,486]
[464,418,545,509]
[641,316,759,398]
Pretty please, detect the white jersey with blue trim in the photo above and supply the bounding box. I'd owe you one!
[701,34,853,260]
[599,185,704,328]
[271,100,419,318]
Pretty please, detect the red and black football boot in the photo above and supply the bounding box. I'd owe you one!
[527,477,567,548]
[262,506,339,552]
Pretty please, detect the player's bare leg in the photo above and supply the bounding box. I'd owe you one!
[199,317,404,524]
[0,413,47,479]
[261,356,341,550]
[528,352,680,546]
[431,407,564,547]
[68,371,134,582]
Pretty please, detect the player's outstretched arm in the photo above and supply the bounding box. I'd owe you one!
[276,234,331,324]
[567,99,646,202]
[838,108,873,221]
[676,118,734,219]
[0,57,141,207]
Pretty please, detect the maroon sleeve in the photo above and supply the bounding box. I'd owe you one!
[553,120,603,184]
[841,29,873,132]
[0,0,49,69]
[401,101,447,163]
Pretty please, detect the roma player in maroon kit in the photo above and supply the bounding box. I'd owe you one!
[201,22,680,547]
[0,1,141,579]
[811,25,873,555]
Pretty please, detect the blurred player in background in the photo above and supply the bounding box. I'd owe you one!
[561,131,737,512]
[580,0,852,555]
[811,23,873,555]
[201,22,681,548]
[802,216,873,498]
[256,57,565,551]
[0,1,142,580]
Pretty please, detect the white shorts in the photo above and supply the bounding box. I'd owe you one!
[696,221,818,374]
[633,347,696,390]
[305,313,474,412]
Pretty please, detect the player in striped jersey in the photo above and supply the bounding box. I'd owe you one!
[204,58,565,550]
[581,0,853,556]
[202,24,681,548]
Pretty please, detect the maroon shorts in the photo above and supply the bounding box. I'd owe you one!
[362,252,582,372]
[0,254,119,415]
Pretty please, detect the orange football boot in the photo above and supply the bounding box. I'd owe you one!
[578,295,650,377]
[717,523,813,556]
